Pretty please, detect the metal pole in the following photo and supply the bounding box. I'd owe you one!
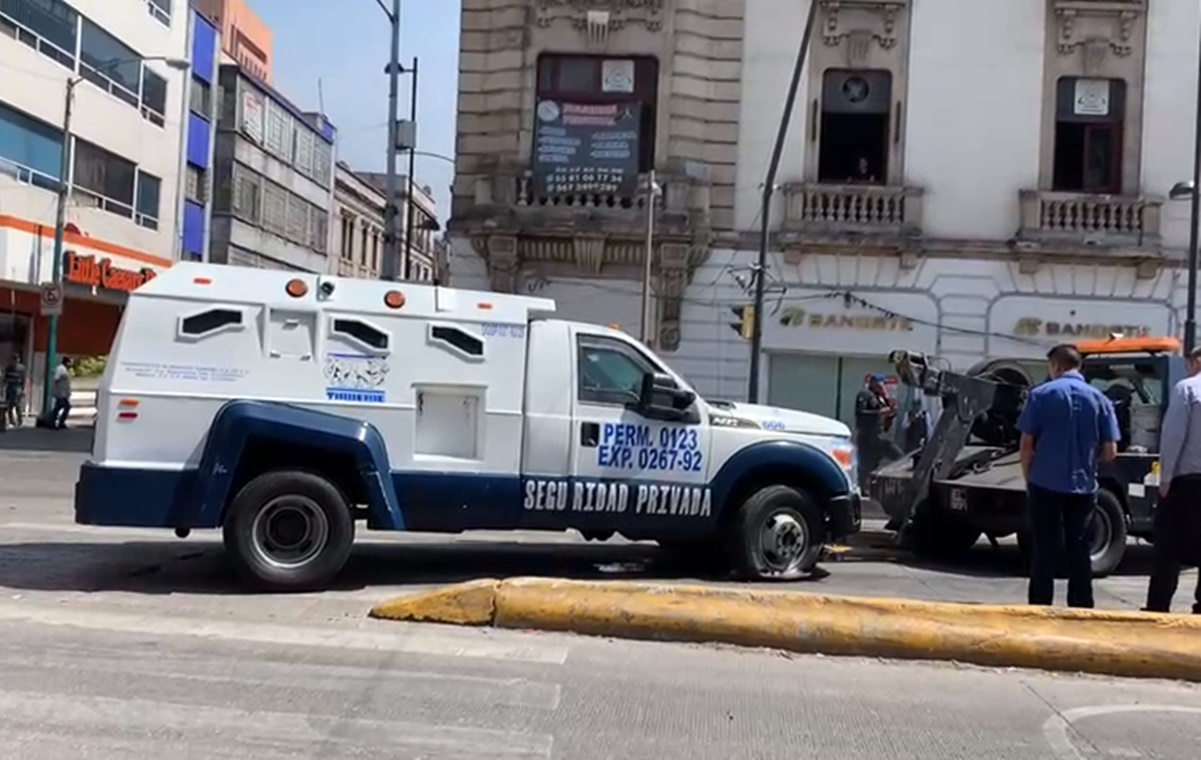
[42,77,76,419]
[402,56,418,281]
[381,0,402,280]
[1185,33,1201,353]
[640,170,657,346]
[746,0,819,403]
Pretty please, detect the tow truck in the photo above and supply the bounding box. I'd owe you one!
[868,337,1185,576]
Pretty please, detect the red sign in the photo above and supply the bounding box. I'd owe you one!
[65,252,157,292]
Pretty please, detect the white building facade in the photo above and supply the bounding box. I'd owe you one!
[447,0,1201,430]
[0,0,189,393]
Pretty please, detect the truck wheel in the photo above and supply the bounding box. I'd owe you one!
[223,470,355,592]
[1014,490,1127,578]
[732,485,825,580]
[1089,488,1127,577]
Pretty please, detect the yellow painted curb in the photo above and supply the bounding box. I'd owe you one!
[370,578,1201,682]
[370,578,500,625]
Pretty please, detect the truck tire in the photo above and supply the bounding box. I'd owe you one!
[731,484,825,580]
[1090,488,1127,577]
[223,470,355,592]
[1014,489,1127,578]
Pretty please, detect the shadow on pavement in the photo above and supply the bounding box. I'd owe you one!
[0,530,1160,597]
[0,537,732,595]
[842,527,1160,578]
[0,427,93,453]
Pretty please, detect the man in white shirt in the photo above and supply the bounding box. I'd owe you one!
[51,356,72,430]
[1147,346,1201,614]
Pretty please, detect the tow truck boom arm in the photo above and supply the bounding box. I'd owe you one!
[886,350,1021,529]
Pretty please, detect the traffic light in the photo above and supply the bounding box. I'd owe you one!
[729,305,755,339]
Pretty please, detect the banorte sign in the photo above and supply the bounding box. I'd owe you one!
[1012,317,1151,339]
[65,251,157,293]
[780,307,914,331]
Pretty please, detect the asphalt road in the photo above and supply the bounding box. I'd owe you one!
[1,437,1200,758]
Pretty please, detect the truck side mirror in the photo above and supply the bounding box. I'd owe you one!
[637,372,695,421]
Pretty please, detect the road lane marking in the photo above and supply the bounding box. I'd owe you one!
[0,690,554,758]
[1043,704,1201,759]
[0,599,569,665]
[0,643,562,710]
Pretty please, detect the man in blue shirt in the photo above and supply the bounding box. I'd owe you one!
[1016,344,1120,608]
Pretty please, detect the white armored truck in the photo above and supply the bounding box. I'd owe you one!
[76,263,862,590]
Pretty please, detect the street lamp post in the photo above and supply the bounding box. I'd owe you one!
[639,171,662,347]
[401,57,419,281]
[1171,179,1200,353]
[1168,35,1201,353]
[379,0,403,280]
[41,56,188,420]
[746,0,818,403]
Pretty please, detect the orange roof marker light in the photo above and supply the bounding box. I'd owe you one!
[285,278,308,298]
[384,290,406,309]
[1074,336,1182,356]
[477,302,494,311]
[193,277,212,285]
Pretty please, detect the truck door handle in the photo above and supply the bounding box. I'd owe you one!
[580,422,600,447]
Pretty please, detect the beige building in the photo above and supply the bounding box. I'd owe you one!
[333,165,442,282]
[448,0,742,349]
[331,162,386,279]
[448,0,1201,420]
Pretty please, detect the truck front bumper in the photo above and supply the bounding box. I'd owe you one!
[828,491,862,540]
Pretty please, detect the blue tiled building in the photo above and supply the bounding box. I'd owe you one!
[179,9,221,262]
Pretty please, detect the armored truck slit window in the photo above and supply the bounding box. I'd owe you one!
[180,308,243,337]
[332,318,388,350]
[429,325,482,357]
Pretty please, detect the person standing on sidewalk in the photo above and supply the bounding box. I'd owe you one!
[1017,344,1120,608]
[3,355,26,428]
[51,356,73,430]
[1145,346,1201,614]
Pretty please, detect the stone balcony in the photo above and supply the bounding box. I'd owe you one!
[449,157,713,350]
[778,182,924,252]
[455,157,710,242]
[1016,190,1162,254]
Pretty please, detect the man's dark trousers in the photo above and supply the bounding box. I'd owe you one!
[1027,483,1095,608]
[1146,474,1201,614]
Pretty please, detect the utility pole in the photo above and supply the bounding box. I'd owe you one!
[42,77,77,418]
[402,56,419,281]
[1185,36,1201,352]
[640,171,660,346]
[746,0,819,403]
[381,0,402,281]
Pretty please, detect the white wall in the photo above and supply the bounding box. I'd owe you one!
[732,0,813,232]
[636,248,1182,402]
[0,0,188,266]
[903,0,1045,241]
[1142,0,1201,251]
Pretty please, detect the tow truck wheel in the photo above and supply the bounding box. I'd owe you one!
[223,470,355,592]
[1014,489,1127,577]
[732,484,824,580]
[1089,488,1127,577]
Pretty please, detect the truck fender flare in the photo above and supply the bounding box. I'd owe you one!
[186,400,403,530]
[708,440,850,519]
